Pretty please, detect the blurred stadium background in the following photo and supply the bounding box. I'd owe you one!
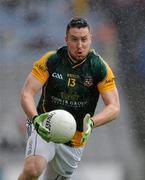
[0,1,145,179]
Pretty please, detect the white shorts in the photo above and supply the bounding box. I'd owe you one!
[25,122,84,178]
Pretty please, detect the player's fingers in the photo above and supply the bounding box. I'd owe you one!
[39,126,49,134]
[84,114,91,123]
[39,130,50,142]
[40,113,48,121]
[84,114,90,120]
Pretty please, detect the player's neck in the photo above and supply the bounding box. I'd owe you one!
[68,52,78,64]
[68,52,87,64]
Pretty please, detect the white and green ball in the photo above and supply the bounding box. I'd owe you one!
[42,109,76,143]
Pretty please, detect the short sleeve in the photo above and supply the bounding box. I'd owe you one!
[97,63,116,93]
[31,51,55,84]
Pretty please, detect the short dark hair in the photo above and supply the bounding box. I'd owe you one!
[66,17,90,34]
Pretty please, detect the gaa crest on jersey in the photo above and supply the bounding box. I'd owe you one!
[52,72,63,80]
[84,75,93,87]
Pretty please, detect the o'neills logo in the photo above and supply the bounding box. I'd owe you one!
[34,62,47,72]
[84,75,93,87]
[45,112,55,132]
[105,77,115,84]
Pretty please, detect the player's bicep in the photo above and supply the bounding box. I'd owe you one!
[101,88,120,107]
[21,73,43,96]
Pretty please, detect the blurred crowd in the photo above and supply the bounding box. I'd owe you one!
[100,0,145,151]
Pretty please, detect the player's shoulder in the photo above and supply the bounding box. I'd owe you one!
[33,50,56,67]
[42,50,56,60]
[56,46,67,57]
[44,47,67,74]
[88,49,107,66]
[45,46,67,61]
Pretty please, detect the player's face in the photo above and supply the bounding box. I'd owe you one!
[65,27,92,61]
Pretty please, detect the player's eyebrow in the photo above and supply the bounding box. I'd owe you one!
[71,34,88,39]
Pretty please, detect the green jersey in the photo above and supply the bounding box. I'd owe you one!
[32,46,116,147]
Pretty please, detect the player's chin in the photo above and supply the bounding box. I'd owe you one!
[75,54,85,61]
[77,57,86,61]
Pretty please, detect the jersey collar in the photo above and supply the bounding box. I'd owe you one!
[67,52,87,69]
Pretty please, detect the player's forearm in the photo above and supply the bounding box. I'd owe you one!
[20,92,38,120]
[92,104,120,128]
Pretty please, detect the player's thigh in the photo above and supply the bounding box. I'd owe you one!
[25,123,55,162]
[50,144,84,177]
[23,155,47,175]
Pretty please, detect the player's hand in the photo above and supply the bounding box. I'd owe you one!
[82,114,94,143]
[32,113,51,142]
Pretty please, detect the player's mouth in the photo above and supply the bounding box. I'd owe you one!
[76,51,83,56]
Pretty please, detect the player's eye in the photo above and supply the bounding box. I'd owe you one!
[71,37,78,42]
[81,37,87,42]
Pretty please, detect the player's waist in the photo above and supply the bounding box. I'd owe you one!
[64,130,86,148]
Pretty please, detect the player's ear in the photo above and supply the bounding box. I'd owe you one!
[90,33,92,41]
[65,36,68,43]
